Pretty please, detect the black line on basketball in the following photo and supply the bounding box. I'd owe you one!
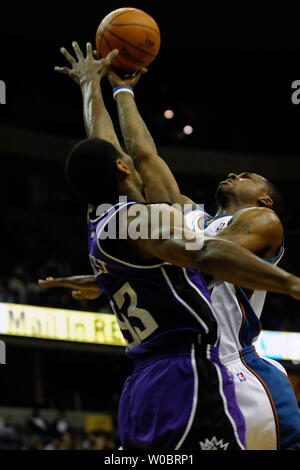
[104,28,156,57]
[102,33,112,53]
[98,31,106,57]
[110,23,159,35]
[103,34,126,69]
[108,10,134,25]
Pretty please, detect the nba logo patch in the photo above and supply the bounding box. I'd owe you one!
[216,222,226,232]
[237,372,247,383]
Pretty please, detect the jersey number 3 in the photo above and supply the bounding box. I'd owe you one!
[111,282,159,349]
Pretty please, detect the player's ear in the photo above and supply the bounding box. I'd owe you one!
[115,158,131,175]
[258,194,273,208]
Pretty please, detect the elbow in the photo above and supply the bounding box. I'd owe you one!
[124,139,155,161]
[195,238,225,273]
[136,149,158,162]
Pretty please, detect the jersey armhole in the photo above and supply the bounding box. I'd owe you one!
[184,208,211,232]
[96,203,167,270]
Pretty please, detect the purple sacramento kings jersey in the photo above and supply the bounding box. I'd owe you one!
[88,202,246,450]
[88,202,219,360]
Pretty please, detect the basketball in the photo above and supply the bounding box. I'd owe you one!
[95,8,161,74]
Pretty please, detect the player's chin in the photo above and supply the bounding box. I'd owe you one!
[216,182,228,192]
[215,183,232,201]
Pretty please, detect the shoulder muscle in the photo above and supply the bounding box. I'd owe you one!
[215,207,283,256]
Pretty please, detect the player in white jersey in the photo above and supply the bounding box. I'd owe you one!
[47,45,300,449]
[184,204,291,449]
[184,204,284,358]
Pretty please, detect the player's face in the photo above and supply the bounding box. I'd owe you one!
[217,172,269,204]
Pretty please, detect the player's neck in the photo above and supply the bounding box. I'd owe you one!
[216,201,255,216]
[118,180,145,203]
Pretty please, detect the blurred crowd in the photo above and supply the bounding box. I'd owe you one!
[0,206,112,314]
[0,260,111,314]
[0,411,118,451]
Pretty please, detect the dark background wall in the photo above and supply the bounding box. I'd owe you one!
[0,2,300,444]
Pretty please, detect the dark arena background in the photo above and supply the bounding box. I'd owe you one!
[0,0,300,453]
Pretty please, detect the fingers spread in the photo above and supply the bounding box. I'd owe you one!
[72,41,84,61]
[105,49,119,64]
[86,42,93,57]
[60,47,76,65]
[54,66,70,75]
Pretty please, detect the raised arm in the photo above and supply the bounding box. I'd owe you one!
[55,42,123,153]
[55,44,193,206]
[106,69,192,205]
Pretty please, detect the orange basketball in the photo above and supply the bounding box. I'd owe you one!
[95,8,161,74]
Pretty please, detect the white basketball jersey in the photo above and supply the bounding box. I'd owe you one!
[184,209,284,359]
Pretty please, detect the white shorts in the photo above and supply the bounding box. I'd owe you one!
[222,345,300,450]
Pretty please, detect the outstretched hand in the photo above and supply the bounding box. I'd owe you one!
[54,41,119,86]
[106,66,148,90]
[38,276,102,301]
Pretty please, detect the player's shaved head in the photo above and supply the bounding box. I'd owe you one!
[65,137,121,206]
[265,179,284,219]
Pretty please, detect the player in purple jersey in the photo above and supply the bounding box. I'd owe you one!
[40,42,300,448]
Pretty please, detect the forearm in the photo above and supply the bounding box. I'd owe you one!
[58,274,97,288]
[196,238,294,295]
[115,91,157,161]
[81,79,122,151]
[39,274,99,290]
[141,226,295,297]
[115,92,186,203]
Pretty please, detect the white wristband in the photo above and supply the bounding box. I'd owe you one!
[113,86,134,100]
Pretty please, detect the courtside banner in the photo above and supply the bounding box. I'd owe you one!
[255,330,300,361]
[0,302,126,346]
[0,303,299,359]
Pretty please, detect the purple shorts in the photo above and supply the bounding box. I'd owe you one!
[118,343,246,450]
